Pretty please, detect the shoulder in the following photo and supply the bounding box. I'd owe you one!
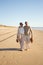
[28,26,32,31]
[28,26,30,28]
[18,26,20,31]
[28,26,32,29]
[24,26,25,28]
[24,26,25,29]
[27,26,30,29]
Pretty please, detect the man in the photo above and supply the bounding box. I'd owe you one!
[24,21,33,50]
[16,22,24,51]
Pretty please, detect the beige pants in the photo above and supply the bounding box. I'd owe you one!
[24,35,30,49]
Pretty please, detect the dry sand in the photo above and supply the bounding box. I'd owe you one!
[0,27,43,65]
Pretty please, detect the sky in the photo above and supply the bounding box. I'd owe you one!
[0,0,43,27]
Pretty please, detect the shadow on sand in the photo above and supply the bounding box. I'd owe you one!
[0,48,21,51]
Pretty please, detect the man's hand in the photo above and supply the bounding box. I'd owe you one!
[30,37,33,43]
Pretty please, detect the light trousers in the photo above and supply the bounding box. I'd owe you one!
[24,35,30,49]
[19,34,24,50]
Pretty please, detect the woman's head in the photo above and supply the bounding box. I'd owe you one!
[19,22,23,27]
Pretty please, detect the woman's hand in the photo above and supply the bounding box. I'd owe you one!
[16,39,19,43]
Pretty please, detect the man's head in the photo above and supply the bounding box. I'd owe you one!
[25,21,28,26]
[20,22,23,27]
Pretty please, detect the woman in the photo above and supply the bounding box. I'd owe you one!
[16,22,24,51]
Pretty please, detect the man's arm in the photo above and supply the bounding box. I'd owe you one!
[30,27,33,38]
[30,27,33,43]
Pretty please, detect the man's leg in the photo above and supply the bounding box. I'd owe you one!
[25,36,30,50]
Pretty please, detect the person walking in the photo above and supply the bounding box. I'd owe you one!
[16,22,24,51]
[24,21,33,50]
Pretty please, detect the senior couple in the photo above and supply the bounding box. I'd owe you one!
[16,21,33,51]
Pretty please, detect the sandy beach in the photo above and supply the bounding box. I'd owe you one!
[0,26,43,65]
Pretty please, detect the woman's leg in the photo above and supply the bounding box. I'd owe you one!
[20,35,24,50]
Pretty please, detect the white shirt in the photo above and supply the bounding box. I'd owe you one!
[18,27,24,34]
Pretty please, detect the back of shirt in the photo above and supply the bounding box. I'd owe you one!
[24,26,30,35]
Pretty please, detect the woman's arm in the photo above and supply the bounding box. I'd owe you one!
[16,27,20,42]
